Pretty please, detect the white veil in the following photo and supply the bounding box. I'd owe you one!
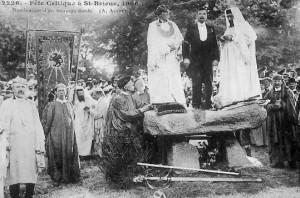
[223,6,262,99]
[225,7,257,41]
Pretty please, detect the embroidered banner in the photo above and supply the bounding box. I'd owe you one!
[35,32,75,115]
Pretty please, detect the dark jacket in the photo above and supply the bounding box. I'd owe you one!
[183,22,220,77]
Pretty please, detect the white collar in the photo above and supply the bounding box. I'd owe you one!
[274,87,281,92]
[56,98,68,103]
[197,22,206,27]
[159,19,168,23]
[291,88,297,92]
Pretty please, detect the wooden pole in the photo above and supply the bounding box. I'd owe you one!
[146,176,262,182]
[72,25,83,104]
[137,162,240,176]
[27,29,81,34]
[25,16,30,80]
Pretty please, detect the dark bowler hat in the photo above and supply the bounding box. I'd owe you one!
[117,75,131,88]
[273,74,283,81]
[288,78,296,84]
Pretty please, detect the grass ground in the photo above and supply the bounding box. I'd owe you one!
[5,146,300,198]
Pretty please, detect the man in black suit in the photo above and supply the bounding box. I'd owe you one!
[183,7,220,109]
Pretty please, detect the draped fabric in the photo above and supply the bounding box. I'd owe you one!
[74,97,95,156]
[0,98,45,185]
[218,7,261,106]
[250,120,268,146]
[91,97,109,157]
[106,93,144,135]
[102,92,150,188]
[147,20,186,104]
[43,101,80,183]
[35,32,74,116]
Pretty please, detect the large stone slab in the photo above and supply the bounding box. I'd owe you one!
[225,136,252,167]
[144,102,267,136]
[167,142,200,169]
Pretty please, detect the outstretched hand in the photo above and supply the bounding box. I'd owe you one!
[139,104,152,113]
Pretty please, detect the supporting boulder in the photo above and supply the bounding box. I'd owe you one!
[167,142,200,169]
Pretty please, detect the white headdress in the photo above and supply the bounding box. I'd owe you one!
[225,7,257,41]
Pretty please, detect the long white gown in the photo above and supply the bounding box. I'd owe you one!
[217,7,261,106]
[147,19,186,104]
[74,94,96,156]
[0,129,7,198]
[0,98,45,185]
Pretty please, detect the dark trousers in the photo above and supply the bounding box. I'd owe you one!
[9,183,35,198]
[192,72,213,109]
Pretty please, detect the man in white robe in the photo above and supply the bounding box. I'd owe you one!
[74,86,96,156]
[0,76,45,198]
[0,127,7,198]
[147,5,186,104]
[217,7,261,106]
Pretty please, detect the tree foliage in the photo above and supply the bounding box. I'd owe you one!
[0,22,26,79]
[0,0,299,79]
[85,0,300,76]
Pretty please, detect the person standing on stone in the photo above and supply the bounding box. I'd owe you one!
[183,6,220,109]
[147,5,186,105]
[217,7,261,107]
[43,83,80,185]
[0,76,45,198]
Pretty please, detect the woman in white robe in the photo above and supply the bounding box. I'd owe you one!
[217,7,261,106]
[147,5,186,105]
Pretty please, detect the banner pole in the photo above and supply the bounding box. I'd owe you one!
[72,25,84,104]
[25,15,30,80]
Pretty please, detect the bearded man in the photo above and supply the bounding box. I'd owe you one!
[43,83,80,185]
[264,75,297,168]
[0,76,45,198]
[74,86,96,157]
[103,75,152,188]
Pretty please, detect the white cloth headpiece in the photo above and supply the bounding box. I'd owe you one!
[225,7,246,28]
[225,7,257,41]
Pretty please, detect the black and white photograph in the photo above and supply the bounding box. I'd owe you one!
[0,0,300,197]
